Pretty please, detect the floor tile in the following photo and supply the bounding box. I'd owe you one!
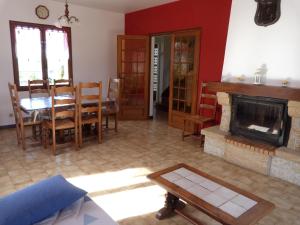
[0,120,299,225]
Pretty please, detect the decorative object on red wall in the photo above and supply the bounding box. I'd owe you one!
[254,0,281,26]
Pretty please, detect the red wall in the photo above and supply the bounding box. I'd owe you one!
[125,0,232,110]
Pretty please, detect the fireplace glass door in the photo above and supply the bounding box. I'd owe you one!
[230,95,290,146]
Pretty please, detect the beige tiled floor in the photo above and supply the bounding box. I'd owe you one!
[1,120,300,225]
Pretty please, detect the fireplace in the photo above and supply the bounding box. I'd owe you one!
[201,82,300,185]
[230,95,291,146]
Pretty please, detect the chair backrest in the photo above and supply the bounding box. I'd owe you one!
[50,86,77,127]
[54,79,73,88]
[107,78,120,100]
[107,78,120,112]
[8,83,23,126]
[78,82,102,121]
[199,82,217,119]
[28,80,50,98]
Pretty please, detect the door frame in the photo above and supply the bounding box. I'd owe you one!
[149,34,172,118]
[149,28,201,128]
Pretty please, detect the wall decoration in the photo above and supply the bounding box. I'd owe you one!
[236,74,245,82]
[281,78,290,87]
[254,64,268,85]
[254,0,281,26]
[35,5,49,20]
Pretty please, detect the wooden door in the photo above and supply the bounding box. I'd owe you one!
[117,35,150,120]
[169,30,200,129]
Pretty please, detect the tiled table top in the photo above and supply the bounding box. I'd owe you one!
[147,163,275,225]
[161,167,257,218]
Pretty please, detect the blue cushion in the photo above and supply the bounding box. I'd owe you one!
[0,175,87,225]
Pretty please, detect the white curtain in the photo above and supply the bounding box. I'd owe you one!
[46,29,70,84]
[15,26,43,86]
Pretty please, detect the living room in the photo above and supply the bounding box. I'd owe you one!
[0,0,299,225]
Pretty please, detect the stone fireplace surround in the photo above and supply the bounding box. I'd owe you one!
[201,82,300,186]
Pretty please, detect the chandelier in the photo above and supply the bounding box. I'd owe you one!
[56,0,79,28]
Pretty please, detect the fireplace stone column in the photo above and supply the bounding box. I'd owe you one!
[217,92,231,132]
[288,101,300,151]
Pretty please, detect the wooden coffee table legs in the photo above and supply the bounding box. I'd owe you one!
[156,192,185,220]
[157,192,206,225]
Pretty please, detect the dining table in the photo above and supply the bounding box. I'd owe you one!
[20,96,115,114]
[19,95,116,144]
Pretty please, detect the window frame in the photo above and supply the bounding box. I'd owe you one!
[9,20,73,91]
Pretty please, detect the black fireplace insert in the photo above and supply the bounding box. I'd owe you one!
[230,94,290,146]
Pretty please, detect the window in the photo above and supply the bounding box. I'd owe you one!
[10,21,73,90]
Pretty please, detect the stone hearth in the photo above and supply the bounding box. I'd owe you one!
[202,88,300,186]
[288,101,300,150]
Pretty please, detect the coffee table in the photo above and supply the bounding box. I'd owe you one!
[147,163,274,225]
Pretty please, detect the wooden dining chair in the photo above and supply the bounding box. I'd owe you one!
[103,78,120,132]
[182,82,217,144]
[28,79,51,136]
[8,83,42,150]
[54,79,73,87]
[43,86,78,155]
[77,82,102,147]
[28,79,50,98]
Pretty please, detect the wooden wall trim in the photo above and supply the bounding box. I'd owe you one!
[206,82,300,101]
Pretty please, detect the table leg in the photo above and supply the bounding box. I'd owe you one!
[156,192,185,220]
[32,125,37,140]
[58,130,65,143]
[106,115,109,129]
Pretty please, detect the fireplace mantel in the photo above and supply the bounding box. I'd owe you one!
[207,82,300,101]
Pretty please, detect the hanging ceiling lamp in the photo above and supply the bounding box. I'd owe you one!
[56,0,79,28]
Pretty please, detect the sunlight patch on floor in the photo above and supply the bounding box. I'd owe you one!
[66,168,166,220]
[67,167,151,193]
[92,185,166,221]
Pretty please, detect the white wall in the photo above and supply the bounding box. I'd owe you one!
[0,0,124,126]
[222,0,300,87]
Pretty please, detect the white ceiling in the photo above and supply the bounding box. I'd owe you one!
[51,0,177,13]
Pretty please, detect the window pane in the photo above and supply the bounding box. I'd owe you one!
[15,27,43,86]
[46,30,69,84]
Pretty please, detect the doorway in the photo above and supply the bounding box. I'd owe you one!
[117,30,200,129]
[149,30,200,129]
[150,35,171,121]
